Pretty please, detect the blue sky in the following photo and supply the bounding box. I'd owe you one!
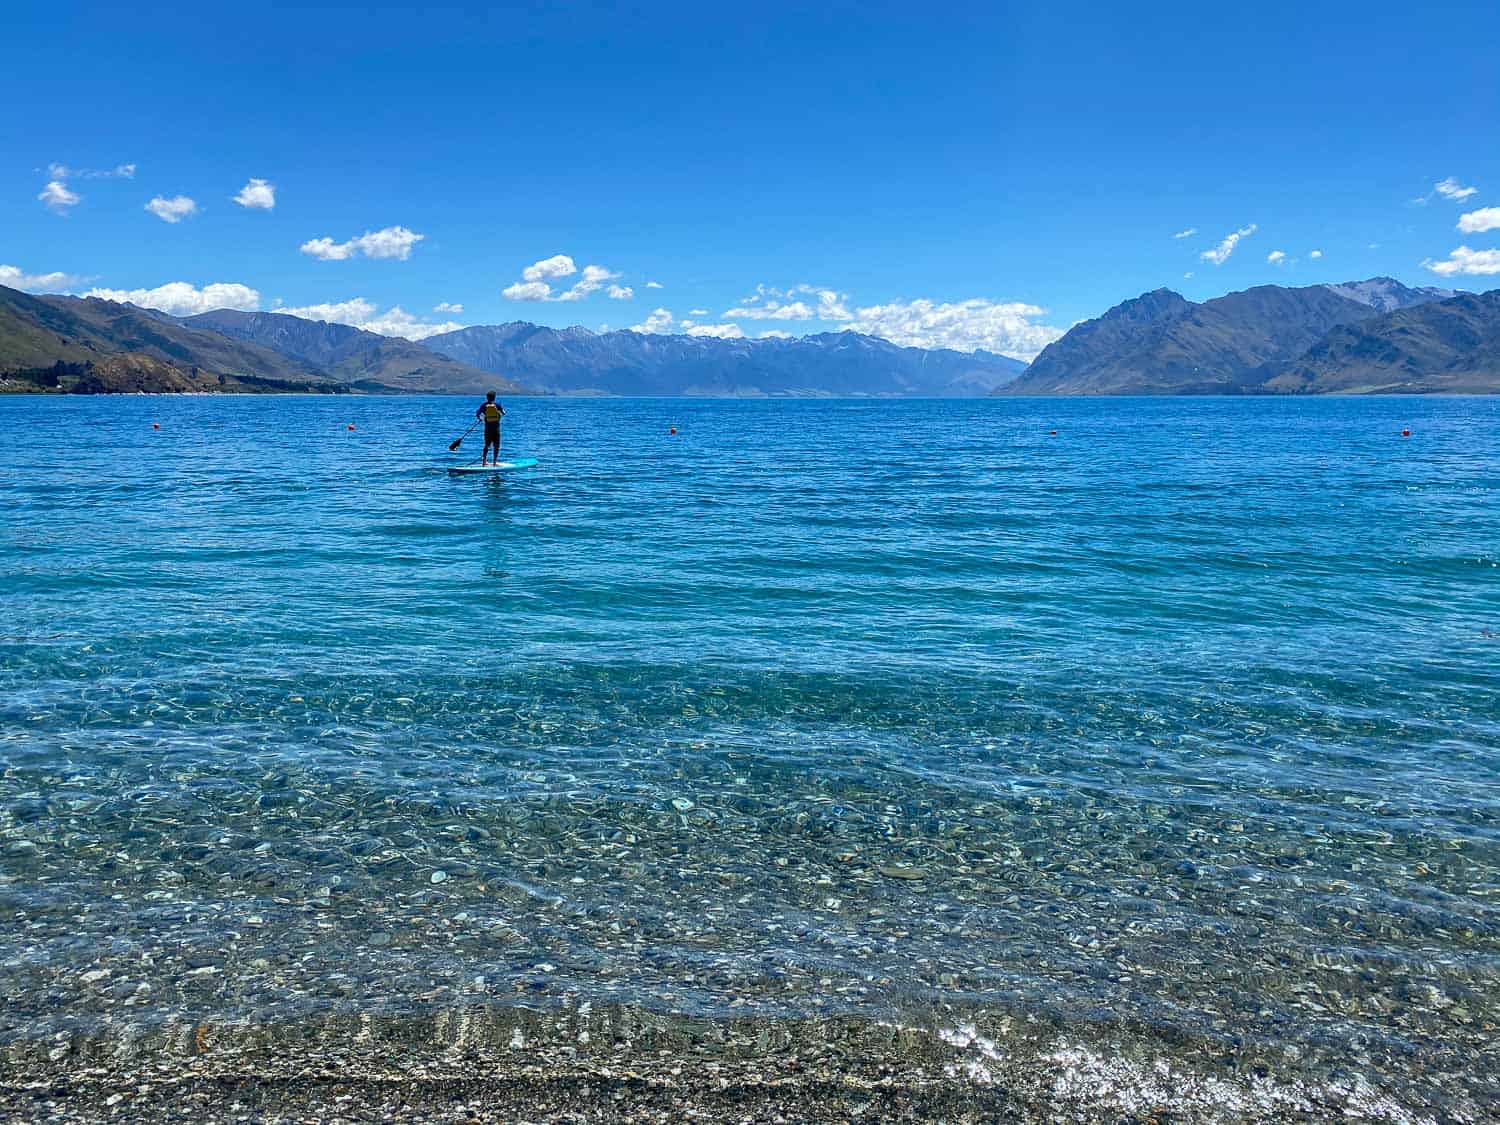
[4,1,1498,359]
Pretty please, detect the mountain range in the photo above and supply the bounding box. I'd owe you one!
[1000,277,1480,395]
[422,322,1027,396]
[3,277,1498,397]
[0,285,1023,397]
[0,288,523,395]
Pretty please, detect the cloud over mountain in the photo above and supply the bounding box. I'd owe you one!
[83,280,261,315]
[844,297,1063,360]
[1423,246,1500,276]
[276,297,462,339]
[0,264,87,292]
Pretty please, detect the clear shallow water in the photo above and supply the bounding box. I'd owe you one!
[2,394,1499,1105]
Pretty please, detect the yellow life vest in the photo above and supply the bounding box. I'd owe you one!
[483,403,501,423]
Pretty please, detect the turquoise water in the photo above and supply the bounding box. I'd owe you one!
[2,394,1499,1106]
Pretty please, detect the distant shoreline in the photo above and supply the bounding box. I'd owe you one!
[5,383,1497,399]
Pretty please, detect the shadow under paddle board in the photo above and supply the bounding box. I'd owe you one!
[448,458,538,475]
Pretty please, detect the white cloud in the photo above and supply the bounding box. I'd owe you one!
[759,330,793,339]
[1183,271,1194,279]
[725,284,852,322]
[645,280,663,289]
[522,254,577,282]
[502,280,553,301]
[1308,249,1323,259]
[1457,206,1500,234]
[1267,250,1287,265]
[145,195,198,223]
[233,178,276,210]
[725,299,814,320]
[1435,176,1478,202]
[434,301,464,313]
[38,180,80,212]
[555,264,620,302]
[629,307,675,333]
[1423,245,1500,277]
[636,289,1063,357]
[84,281,260,316]
[794,285,852,320]
[505,258,622,302]
[1173,228,1197,239]
[1201,224,1256,265]
[276,297,462,339]
[845,298,1064,361]
[277,298,374,322]
[0,264,88,292]
[48,162,134,180]
[300,225,424,261]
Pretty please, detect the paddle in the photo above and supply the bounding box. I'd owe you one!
[448,420,479,452]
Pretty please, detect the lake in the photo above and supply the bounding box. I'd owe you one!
[2,393,1497,1116]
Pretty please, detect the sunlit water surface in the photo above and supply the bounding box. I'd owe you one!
[2,395,1498,1108]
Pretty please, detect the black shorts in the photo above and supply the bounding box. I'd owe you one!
[483,423,500,444]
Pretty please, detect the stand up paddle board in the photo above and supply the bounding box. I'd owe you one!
[448,458,538,475]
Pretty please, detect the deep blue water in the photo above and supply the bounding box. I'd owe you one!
[2,394,1498,1104]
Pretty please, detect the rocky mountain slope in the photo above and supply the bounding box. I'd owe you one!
[1323,279,1457,313]
[0,285,336,390]
[1003,278,1458,395]
[0,287,522,395]
[422,323,1026,396]
[1267,289,1500,393]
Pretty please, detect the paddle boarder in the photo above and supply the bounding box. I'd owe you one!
[475,392,505,465]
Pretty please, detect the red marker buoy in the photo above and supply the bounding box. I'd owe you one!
[152,422,160,430]
[669,427,677,435]
[1401,429,1410,438]
[347,424,356,431]
[1049,430,1057,436]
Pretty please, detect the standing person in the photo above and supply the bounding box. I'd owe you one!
[475,392,505,465]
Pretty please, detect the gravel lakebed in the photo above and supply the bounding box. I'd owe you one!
[0,1000,1469,1123]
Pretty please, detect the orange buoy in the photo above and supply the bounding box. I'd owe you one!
[1401,429,1411,437]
